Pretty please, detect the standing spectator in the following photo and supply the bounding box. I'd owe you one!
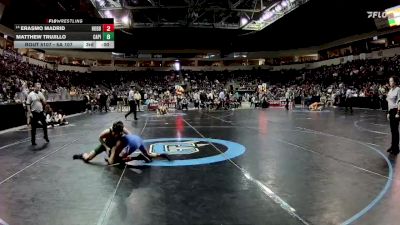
[251,95,256,108]
[290,88,296,109]
[99,91,108,112]
[143,92,148,110]
[193,91,200,109]
[285,88,291,110]
[345,87,354,113]
[134,91,142,112]
[200,90,207,109]
[300,91,305,108]
[83,93,91,113]
[27,83,49,145]
[218,89,225,109]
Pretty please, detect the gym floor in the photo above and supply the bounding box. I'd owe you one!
[0,108,398,225]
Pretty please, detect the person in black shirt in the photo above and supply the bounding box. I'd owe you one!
[83,93,91,113]
[200,91,207,109]
[99,91,108,112]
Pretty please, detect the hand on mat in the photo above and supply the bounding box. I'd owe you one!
[122,156,133,162]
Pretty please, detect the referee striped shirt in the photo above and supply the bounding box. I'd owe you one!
[27,91,45,112]
[128,90,134,101]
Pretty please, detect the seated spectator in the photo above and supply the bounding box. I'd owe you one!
[45,105,56,128]
[56,110,69,126]
[309,102,324,111]
[181,98,189,111]
[157,103,168,115]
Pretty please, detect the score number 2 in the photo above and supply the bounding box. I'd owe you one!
[102,24,114,32]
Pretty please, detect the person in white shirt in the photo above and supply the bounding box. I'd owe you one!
[193,91,200,109]
[218,90,225,101]
[57,110,69,126]
[207,91,213,101]
[251,95,256,108]
[181,97,189,111]
[285,89,291,110]
[386,76,400,155]
[125,86,138,120]
[218,90,225,109]
[45,104,55,128]
[134,91,142,112]
[27,83,49,145]
[290,88,295,110]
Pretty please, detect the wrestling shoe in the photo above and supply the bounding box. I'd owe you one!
[391,149,400,156]
[159,154,172,161]
[135,154,152,163]
[73,154,84,160]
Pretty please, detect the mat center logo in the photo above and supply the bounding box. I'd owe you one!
[149,141,209,155]
[138,138,246,167]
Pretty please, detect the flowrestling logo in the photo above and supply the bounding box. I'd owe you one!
[367,11,387,19]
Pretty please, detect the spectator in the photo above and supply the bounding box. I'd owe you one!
[134,91,142,112]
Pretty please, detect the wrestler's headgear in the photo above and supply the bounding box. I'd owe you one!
[112,121,124,133]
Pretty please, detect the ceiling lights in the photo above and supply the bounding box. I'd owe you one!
[243,0,309,31]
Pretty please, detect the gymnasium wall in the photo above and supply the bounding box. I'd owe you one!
[0,101,85,131]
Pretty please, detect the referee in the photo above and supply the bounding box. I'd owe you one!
[27,83,49,145]
[387,77,400,155]
[125,85,138,120]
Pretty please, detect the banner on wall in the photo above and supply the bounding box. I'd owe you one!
[347,55,354,61]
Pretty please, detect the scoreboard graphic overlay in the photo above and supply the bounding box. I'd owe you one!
[386,5,400,27]
[14,19,115,49]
